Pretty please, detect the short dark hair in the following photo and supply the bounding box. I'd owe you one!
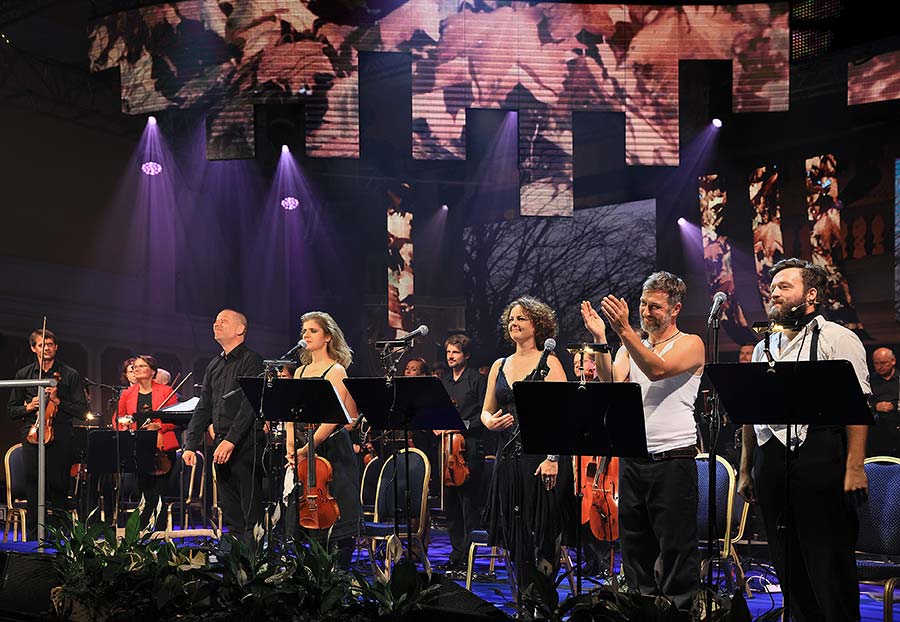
[445,334,472,356]
[642,271,687,307]
[770,258,827,305]
[134,354,159,376]
[29,329,57,347]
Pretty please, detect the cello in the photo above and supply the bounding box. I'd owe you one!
[296,424,340,530]
[581,455,619,541]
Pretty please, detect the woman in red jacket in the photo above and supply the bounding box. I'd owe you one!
[115,354,178,530]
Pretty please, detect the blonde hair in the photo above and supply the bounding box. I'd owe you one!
[297,311,353,368]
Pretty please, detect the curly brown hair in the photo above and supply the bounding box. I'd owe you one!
[500,296,557,348]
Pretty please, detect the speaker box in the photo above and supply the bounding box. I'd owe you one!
[404,573,511,621]
[0,551,56,618]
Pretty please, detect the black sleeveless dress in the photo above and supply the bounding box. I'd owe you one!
[482,358,575,579]
[296,364,361,545]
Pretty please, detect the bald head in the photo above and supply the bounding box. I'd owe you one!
[873,347,896,381]
[213,309,248,352]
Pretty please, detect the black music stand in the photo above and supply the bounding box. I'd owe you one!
[704,360,873,621]
[86,430,157,527]
[513,380,647,595]
[343,376,464,568]
[237,377,351,547]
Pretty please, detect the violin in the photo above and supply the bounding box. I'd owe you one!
[442,431,469,487]
[27,371,61,445]
[580,455,619,541]
[296,425,340,530]
[27,320,59,445]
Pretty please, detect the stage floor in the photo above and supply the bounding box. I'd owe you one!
[1,528,897,621]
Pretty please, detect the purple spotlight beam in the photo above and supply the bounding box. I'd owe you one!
[141,161,163,176]
[281,196,299,210]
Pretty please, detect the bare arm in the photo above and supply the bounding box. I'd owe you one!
[480,359,514,432]
[737,424,757,502]
[844,424,868,493]
[581,300,629,382]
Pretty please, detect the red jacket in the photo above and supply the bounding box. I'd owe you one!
[115,381,179,452]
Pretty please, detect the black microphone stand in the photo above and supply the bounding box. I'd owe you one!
[377,341,416,566]
[704,315,722,614]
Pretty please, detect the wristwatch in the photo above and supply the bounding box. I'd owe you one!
[546,454,559,462]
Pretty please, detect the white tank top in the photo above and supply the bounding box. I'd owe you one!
[628,335,701,453]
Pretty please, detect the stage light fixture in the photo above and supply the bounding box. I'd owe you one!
[281,144,290,154]
[441,204,449,211]
[677,217,688,226]
[141,161,162,176]
[711,118,723,128]
[148,115,157,126]
[281,196,299,210]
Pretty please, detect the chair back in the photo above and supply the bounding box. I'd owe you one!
[696,453,735,549]
[857,458,900,556]
[360,456,381,507]
[4,444,26,508]
[374,448,430,535]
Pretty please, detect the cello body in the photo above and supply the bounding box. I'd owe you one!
[581,456,619,541]
[296,427,340,530]
[443,431,470,487]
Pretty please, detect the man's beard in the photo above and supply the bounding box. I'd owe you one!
[768,300,805,323]
[640,314,670,334]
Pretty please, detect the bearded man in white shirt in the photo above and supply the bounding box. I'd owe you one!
[738,258,870,622]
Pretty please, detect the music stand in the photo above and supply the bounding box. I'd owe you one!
[86,430,157,527]
[704,360,873,621]
[513,380,647,595]
[237,377,351,546]
[146,401,195,530]
[343,376,464,567]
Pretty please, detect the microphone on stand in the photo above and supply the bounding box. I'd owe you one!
[534,338,557,379]
[706,292,728,325]
[401,325,429,343]
[283,339,308,360]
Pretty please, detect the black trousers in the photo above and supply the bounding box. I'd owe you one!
[444,448,485,563]
[618,456,699,611]
[753,428,859,622]
[137,451,176,530]
[215,433,265,545]
[22,428,73,535]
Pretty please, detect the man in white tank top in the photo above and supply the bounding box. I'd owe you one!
[582,271,704,613]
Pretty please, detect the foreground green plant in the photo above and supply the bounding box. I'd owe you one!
[46,511,443,621]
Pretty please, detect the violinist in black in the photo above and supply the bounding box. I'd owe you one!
[438,334,488,574]
[7,329,87,539]
[285,312,361,569]
[480,297,575,595]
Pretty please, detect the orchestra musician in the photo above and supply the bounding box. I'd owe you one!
[7,328,88,539]
[582,271,704,614]
[437,334,488,577]
[114,354,178,530]
[285,311,361,569]
[480,296,575,594]
[182,309,265,546]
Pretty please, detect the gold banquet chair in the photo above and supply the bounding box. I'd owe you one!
[4,444,28,542]
[363,448,430,579]
[696,453,751,598]
[856,456,900,622]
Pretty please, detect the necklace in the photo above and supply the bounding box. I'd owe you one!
[648,331,681,347]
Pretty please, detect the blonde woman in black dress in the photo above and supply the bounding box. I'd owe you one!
[286,311,360,568]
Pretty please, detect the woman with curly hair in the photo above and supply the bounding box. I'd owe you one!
[480,296,575,597]
[285,311,360,568]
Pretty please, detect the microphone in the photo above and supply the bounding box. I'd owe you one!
[534,338,557,379]
[83,376,98,387]
[707,292,728,325]
[402,325,429,342]
[283,339,308,359]
[374,325,430,349]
